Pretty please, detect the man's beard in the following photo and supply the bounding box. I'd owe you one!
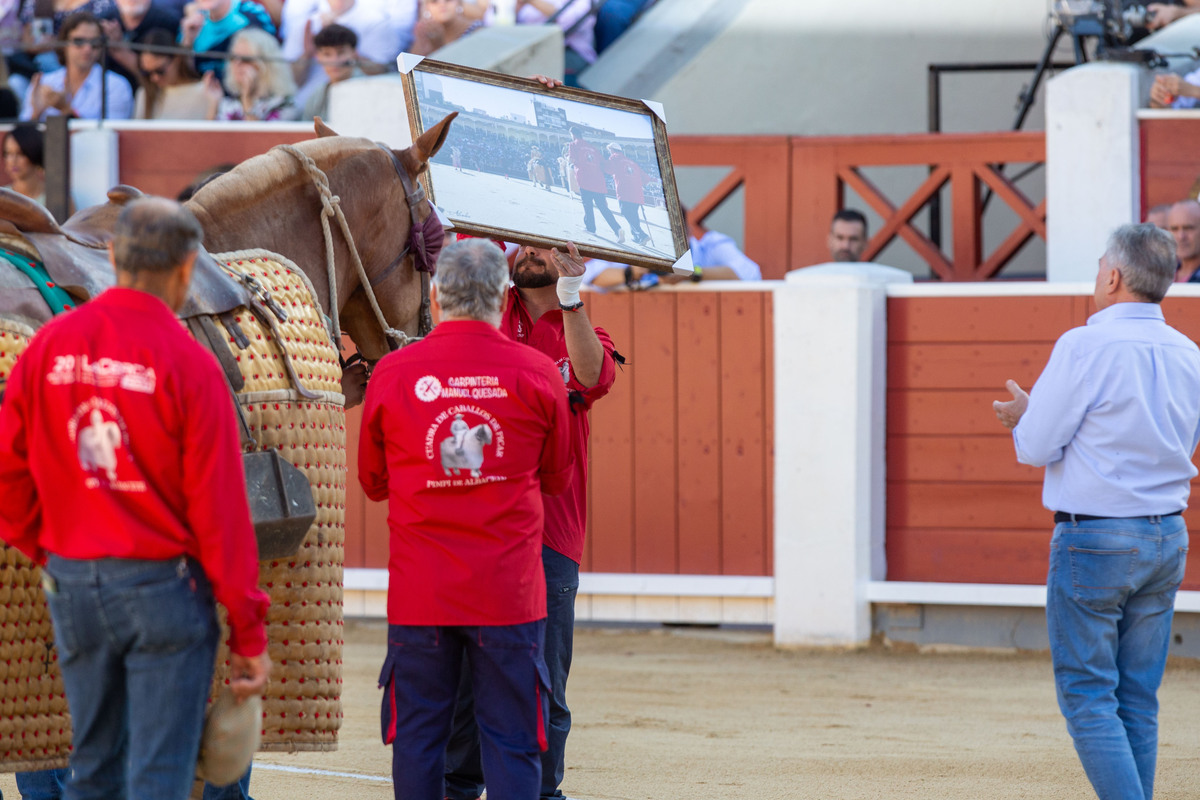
[513,256,557,289]
[832,249,858,262]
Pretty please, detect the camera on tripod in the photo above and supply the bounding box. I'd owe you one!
[1052,0,1151,47]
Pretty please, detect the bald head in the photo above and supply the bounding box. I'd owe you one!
[1167,199,1200,276]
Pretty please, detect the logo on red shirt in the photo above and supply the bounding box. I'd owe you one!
[67,398,146,492]
[423,405,507,486]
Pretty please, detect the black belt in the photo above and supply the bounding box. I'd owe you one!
[1054,510,1184,524]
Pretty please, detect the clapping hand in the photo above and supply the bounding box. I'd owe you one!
[993,380,1029,429]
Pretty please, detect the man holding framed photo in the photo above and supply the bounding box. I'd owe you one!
[445,239,621,800]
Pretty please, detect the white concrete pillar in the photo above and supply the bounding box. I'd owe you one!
[328,75,413,148]
[69,125,118,210]
[1045,63,1141,282]
[773,263,911,647]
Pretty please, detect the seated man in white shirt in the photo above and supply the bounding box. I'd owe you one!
[21,12,134,121]
[583,208,762,288]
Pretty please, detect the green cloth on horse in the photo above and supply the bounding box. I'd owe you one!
[0,248,77,315]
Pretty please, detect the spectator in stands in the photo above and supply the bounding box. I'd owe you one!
[1167,199,1200,282]
[1147,203,1172,229]
[1149,66,1200,109]
[281,0,416,109]
[98,0,181,82]
[300,22,362,120]
[409,0,486,56]
[204,25,295,120]
[584,208,762,288]
[828,208,868,262]
[134,26,211,118]
[516,0,596,80]
[1146,0,1200,30]
[179,0,275,84]
[21,11,134,120]
[2,123,44,203]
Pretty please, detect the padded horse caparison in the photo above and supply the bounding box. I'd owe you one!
[0,186,252,320]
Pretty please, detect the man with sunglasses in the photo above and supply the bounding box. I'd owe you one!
[994,223,1200,800]
[20,12,134,121]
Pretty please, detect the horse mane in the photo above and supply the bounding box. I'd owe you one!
[187,136,388,216]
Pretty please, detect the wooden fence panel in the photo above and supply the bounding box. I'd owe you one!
[582,292,636,573]
[675,293,723,575]
[884,293,1200,590]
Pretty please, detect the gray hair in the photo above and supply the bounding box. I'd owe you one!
[433,239,510,320]
[1105,223,1176,303]
[112,197,203,275]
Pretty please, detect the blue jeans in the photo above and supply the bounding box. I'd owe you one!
[445,546,578,800]
[43,556,220,800]
[201,767,253,800]
[1047,515,1188,800]
[12,768,68,799]
[382,620,549,800]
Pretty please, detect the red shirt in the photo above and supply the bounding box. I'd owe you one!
[502,289,617,563]
[569,138,609,194]
[606,154,648,204]
[358,320,572,626]
[0,288,269,656]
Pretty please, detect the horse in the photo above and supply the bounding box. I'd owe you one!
[440,423,494,478]
[187,114,456,363]
[0,112,459,767]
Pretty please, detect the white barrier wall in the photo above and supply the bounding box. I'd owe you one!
[1045,63,1142,281]
[773,264,912,646]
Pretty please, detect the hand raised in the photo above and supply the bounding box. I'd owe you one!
[549,241,586,278]
[992,379,1029,429]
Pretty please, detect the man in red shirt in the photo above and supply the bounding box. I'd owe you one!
[445,238,620,800]
[567,125,624,243]
[604,142,651,246]
[360,238,573,800]
[0,197,270,800]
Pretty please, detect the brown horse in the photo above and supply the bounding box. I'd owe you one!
[186,115,456,363]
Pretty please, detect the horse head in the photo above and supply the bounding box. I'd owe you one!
[187,114,457,365]
[312,113,457,363]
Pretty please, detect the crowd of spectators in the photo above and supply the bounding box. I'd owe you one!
[0,0,643,126]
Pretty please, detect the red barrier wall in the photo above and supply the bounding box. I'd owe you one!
[886,292,1200,590]
[344,289,776,576]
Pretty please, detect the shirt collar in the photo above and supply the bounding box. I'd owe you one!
[1087,301,1165,325]
[96,286,177,320]
[428,319,503,338]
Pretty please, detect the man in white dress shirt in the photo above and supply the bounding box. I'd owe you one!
[21,12,133,121]
[994,223,1200,800]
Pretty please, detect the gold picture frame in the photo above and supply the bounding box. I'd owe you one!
[398,55,690,273]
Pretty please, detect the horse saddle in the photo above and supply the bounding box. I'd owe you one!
[0,186,251,320]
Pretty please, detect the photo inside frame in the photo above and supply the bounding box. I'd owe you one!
[411,69,681,265]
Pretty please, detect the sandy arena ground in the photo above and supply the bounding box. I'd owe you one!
[6,619,1200,800]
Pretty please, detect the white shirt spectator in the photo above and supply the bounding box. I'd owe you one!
[21,64,133,120]
[281,0,416,106]
[582,230,762,285]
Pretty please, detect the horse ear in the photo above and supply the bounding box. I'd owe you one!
[314,117,339,138]
[412,112,457,163]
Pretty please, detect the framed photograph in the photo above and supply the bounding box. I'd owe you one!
[398,55,690,273]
